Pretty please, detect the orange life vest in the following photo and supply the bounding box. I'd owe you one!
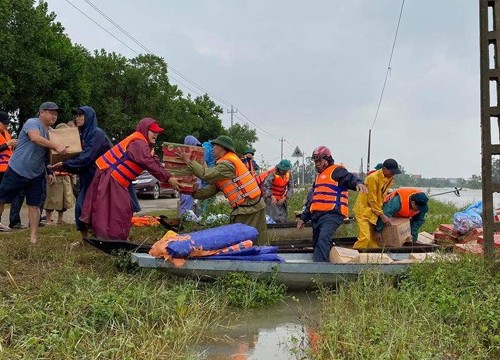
[95,132,147,188]
[384,187,421,218]
[310,164,349,217]
[271,172,290,200]
[255,167,274,187]
[0,131,13,172]
[215,152,261,208]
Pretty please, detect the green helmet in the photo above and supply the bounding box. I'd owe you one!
[210,135,235,152]
[276,159,291,171]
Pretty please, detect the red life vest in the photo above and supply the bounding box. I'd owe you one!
[271,172,290,200]
[310,164,349,217]
[384,187,421,218]
[0,131,13,172]
[215,152,261,208]
[95,132,147,188]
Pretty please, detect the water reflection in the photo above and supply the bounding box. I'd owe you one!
[419,187,500,208]
[195,293,318,360]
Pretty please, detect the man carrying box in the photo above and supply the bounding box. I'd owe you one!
[0,102,69,243]
[375,187,429,244]
[177,135,267,244]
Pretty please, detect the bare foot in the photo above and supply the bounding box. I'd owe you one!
[30,237,37,244]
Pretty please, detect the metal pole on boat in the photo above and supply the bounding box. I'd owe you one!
[366,129,372,173]
[428,187,462,198]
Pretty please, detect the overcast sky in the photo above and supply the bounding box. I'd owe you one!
[44,0,479,179]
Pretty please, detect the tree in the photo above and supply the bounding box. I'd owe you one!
[227,123,258,156]
[0,0,90,126]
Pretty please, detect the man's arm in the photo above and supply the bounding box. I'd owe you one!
[27,130,67,153]
[410,210,427,241]
[375,195,401,233]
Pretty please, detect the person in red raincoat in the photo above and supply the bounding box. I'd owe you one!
[80,118,180,240]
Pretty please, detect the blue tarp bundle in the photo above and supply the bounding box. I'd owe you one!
[194,246,284,262]
[167,223,259,257]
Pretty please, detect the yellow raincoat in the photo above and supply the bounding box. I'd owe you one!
[353,169,394,249]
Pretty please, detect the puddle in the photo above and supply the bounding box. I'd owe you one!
[194,292,319,359]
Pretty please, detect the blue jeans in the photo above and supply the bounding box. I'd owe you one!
[312,213,344,262]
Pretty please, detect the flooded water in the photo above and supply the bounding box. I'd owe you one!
[418,187,500,209]
[193,187,495,359]
[195,293,319,360]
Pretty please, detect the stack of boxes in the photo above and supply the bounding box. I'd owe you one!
[162,142,205,194]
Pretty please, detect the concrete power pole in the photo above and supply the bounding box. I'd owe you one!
[227,105,238,127]
[280,137,284,160]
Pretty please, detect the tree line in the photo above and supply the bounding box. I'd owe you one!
[0,0,258,154]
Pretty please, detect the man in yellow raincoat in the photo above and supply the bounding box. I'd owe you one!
[353,158,401,249]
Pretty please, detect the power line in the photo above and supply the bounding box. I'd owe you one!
[369,0,406,131]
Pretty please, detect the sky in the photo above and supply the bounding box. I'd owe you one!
[43,0,479,179]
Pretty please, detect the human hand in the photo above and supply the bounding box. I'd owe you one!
[278,198,286,205]
[357,183,368,193]
[175,148,191,163]
[7,139,17,147]
[380,214,390,224]
[271,195,277,204]
[48,162,64,171]
[168,177,181,191]
[47,174,55,185]
[296,219,305,230]
[55,144,69,154]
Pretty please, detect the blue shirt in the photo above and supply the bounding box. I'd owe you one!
[9,118,49,179]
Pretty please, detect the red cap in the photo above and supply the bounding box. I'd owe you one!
[149,122,164,133]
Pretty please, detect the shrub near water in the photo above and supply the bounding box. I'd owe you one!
[314,256,500,359]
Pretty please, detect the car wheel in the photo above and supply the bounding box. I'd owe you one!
[152,183,160,199]
[171,191,178,199]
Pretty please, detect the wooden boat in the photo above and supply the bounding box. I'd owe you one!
[131,251,417,290]
[84,236,439,255]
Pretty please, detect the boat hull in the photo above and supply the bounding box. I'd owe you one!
[131,252,411,290]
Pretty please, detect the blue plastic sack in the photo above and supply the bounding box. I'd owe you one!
[453,200,483,234]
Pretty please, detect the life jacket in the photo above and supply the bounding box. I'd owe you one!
[384,187,421,218]
[0,131,13,172]
[131,216,160,227]
[255,167,274,187]
[95,132,147,188]
[215,152,261,208]
[243,158,256,176]
[54,171,71,177]
[271,172,290,200]
[310,164,349,217]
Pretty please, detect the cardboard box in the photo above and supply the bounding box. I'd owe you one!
[329,246,359,263]
[350,253,394,264]
[416,231,435,245]
[380,218,412,247]
[454,242,483,254]
[458,228,483,244]
[162,142,204,194]
[477,233,500,248]
[438,224,461,239]
[161,175,198,194]
[48,127,82,164]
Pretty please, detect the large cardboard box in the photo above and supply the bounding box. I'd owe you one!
[48,127,82,164]
[329,246,359,263]
[162,142,205,194]
[350,253,394,264]
[380,218,412,247]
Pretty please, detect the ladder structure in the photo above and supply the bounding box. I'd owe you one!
[480,0,499,260]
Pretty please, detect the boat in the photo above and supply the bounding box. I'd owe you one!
[130,251,417,290]
[84,236,439,255]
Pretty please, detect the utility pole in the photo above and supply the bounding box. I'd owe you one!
[280,137,284,160]
[227,105,238,127]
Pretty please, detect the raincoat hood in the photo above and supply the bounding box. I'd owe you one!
[184,135,201,146]
[135,117,161,144]
[78,106,98,142]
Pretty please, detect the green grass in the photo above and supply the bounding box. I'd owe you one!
[0,225,229,359]
[311,256,500,359]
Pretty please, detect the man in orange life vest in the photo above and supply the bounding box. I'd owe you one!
[0,111,18,231]
[262,159,293,223]
[177,135,267,244]
[297,146,367,262]
[375,188,429,243]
